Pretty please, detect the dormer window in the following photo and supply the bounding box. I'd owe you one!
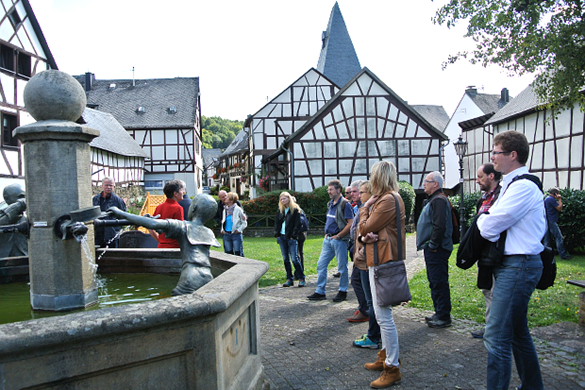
[168,106,177,114]
[136,107,146,113]
[109,83,116,90]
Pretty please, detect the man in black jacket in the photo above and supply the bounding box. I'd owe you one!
[93,177,126,248]
[471,163,501,338]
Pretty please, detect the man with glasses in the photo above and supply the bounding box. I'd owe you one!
[416,171,453,328]
[93,177,126,248]
[477,130,546,390]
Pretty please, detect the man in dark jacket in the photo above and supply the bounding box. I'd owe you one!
[471,163,501,338]
[93,177,126,248]
[416,171,453,328]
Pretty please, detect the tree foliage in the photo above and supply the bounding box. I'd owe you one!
[201,116,243,149]
[433,0,585,114]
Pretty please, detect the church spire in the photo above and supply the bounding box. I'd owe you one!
[317,2,361,87]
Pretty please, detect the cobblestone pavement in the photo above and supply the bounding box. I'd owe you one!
[259,235,585,390]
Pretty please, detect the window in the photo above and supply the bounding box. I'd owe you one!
[8,9,21,27]
[17,52,30,77]
[144,180,164,190]
[0,45,14,72]
[2,113,18,147]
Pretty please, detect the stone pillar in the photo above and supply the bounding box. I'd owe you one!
[14,70,100,311]
[579,291,585,327]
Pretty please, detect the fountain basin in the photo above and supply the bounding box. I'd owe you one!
[0,250,268,390]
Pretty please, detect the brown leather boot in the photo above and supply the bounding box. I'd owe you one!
[364,349,386,371]
[370,363,401,388]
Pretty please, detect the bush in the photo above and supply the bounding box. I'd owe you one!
[557,188,585,252]
[398,181,415,223]
[449,192,481,228]
[241,190,325,216]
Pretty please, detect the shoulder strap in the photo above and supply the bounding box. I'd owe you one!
[511,173,543,191]
[392,193,403,260]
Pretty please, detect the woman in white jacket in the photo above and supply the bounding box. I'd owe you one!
[221,192,247,256]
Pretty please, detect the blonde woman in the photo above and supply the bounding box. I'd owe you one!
[358,161,406,388]
[221,192,247,256]
[274,192,305,287]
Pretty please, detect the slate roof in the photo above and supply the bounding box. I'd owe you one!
[411,105,450,132]
[485,84,541,125]
[84,108,149,158]
[220,129,248,158]
[316,2,361,88]
[75,76,199,130]
[202,148,222,168]
[468,91,509,114]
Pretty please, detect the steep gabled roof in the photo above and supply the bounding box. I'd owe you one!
[202,148,222,168]
[469,92,509,114]
[316,2,361,88]
[411,105,450,132]
[265,67,447,161]
[76,76,199,130]
[84,108,149,158]
[220,128,248,158]
[485,84,541,125]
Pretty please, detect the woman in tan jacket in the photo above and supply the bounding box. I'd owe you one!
[358,161,406,388]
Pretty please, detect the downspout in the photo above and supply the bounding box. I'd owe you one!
[282,146,294,191]
[439,138,450,178]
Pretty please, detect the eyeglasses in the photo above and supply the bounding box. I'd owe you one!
[424,180,435,183]
[491,150,510,155]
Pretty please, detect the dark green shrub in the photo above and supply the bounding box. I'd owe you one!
[312,185,331,211]
[449,192,481,228]
[398,181,415,222]
[556,188,585,252]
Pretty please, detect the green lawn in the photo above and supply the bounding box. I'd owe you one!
[211,234,331,288]
[407,246,585,327]
[213,236,584,326]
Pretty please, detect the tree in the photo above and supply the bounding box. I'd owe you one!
[433,0,585,114]
[201,116,244,149]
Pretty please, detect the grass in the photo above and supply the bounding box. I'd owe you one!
[211,235,333,288]
[407,246,585,327]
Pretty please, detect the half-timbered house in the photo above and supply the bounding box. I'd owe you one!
[443,86,511,189]
[248,68,339,196]
[202,148,221,188]
[83,108,149,188]
[462,84,585,192]
[0,0,57,199]
[263,67,448,192]
[220,128,250,196]
[76,74,203,195]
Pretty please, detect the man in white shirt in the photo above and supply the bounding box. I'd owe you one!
[477,130,545,390]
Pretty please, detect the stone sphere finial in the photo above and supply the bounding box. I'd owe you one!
[23,70,87,122]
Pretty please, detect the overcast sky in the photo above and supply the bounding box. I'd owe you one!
[28,0,535,122]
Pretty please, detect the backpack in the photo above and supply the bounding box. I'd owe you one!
[299,210,309,232]
[440,194,460,245]
[508,174,557,290]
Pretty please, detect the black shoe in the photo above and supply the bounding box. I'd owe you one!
[428,318,452,328]
[332,291,347,302]
[425,314,437,322]
[561,254,574,260]
[333,271,341,278]
[471,328,485,338]
[307,292,326,301]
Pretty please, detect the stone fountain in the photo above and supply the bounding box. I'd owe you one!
[0,70,268,390]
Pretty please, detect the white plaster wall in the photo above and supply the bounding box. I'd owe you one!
[443,94,486,189]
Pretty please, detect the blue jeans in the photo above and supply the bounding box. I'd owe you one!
[543,220,568,258]
[424,248,452,321]
[278,236,304,281]
[223,232,244,256]
[360,268,380,344]
[369,267,399,367]
[484,254,543,390]
[315,237,348,295]
[351,265,368,316]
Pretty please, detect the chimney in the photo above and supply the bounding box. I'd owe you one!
[501,88,510,103]
[84,72,94,92]
[465,86,477,96]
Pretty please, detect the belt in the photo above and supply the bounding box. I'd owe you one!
[326,233,340,238]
